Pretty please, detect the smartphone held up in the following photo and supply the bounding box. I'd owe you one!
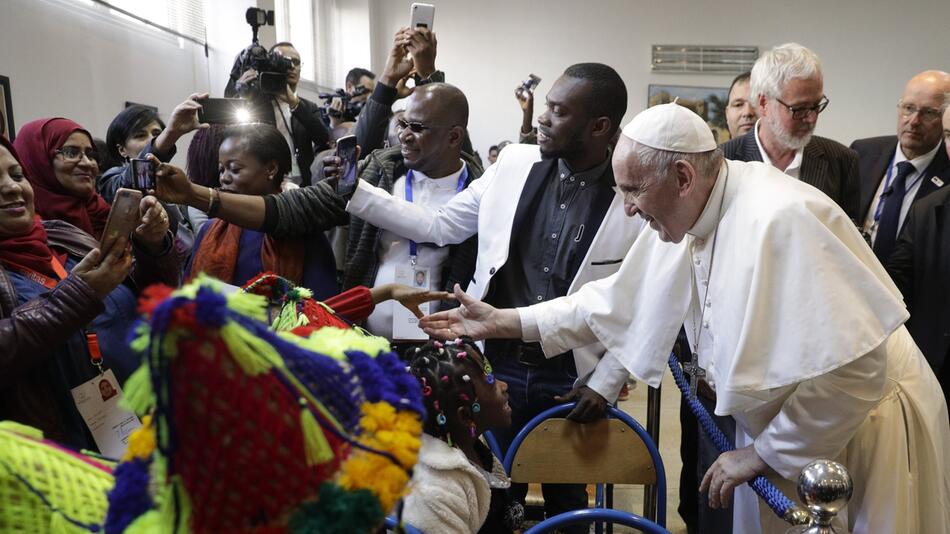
[517,74,542,100]
[335,135,359,197]
[410,3,435,30]
[130,158,156,192]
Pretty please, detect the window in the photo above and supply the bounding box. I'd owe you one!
[275,0,317,83]
[276,0,337,88]
[73,0,207,44]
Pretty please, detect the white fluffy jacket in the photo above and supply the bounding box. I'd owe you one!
[402,434,491,533]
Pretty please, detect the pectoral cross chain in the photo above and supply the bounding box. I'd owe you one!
[683,352,705,400]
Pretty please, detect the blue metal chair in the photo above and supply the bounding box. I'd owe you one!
[383,515,424,534]
[524,508,671,534]
[502,402,667,528]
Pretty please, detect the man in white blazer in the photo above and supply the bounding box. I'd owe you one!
[343,63,642,528]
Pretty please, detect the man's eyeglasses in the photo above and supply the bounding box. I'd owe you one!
[288,58,302,67]
[55,146,100,165]
[774,95,829,120]
[897,102,942,122]
[396,118,456,133]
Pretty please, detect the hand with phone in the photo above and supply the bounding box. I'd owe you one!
[133,195,170,253]
[516,75,541,135]
[147,154,197,206]
[153,93,210,156]
[72,237,134,299]
[406,27,437,80]
[380,27,416,90]
[322,136,361,198]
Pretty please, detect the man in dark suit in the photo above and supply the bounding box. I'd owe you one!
[851,70,950,261]
[721,43,860,220]
[886,105,950,415]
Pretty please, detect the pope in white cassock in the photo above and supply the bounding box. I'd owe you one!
[420,103,950,533]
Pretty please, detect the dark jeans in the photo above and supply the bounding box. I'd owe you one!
[486,342,588,534]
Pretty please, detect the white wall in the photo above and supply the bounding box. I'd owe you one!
[0,0,304,167]
[369,0,950,159]
[4,0,947,166]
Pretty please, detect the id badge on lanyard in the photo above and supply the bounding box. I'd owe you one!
[392,167,467,340]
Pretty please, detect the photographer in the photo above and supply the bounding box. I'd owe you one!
[227,42,331,187]
[323,68,377,129]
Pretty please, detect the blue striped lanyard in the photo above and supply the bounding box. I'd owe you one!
[873,156,921,222]
[405,165,468,263]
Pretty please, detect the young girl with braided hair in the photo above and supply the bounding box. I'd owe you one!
[403,338,521,533]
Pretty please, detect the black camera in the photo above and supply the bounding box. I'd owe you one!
[318,86,370,123]
[228,8,295,97]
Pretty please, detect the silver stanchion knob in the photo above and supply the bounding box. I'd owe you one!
[787,459,853,534]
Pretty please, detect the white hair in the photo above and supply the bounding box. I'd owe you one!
[632,142,724,182]
[750,43,823,107]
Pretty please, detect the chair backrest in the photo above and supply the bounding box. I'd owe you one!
[506,417,656,485]
[502,403,667,524]
[524,509,671,534]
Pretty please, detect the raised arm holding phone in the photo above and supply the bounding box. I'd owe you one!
[354,26,441,158]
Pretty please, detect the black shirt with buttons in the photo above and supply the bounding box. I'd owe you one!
[491,156,612,309]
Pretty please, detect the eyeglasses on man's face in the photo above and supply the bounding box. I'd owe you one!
[55,146,100,165]
[897,102,943,122]
[774,95,829,120]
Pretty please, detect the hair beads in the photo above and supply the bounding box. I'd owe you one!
[407,338,492,447]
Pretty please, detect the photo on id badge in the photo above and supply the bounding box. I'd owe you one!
[394,265,430,339]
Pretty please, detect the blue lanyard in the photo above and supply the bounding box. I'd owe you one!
[405,165,469,261]
[873,156,922,222]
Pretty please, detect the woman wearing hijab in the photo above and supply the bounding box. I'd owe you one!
[0,135,180,450]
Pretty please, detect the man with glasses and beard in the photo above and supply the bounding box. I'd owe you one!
[336,63,640,530]
[851,70,950,261]
[721,43,859,220]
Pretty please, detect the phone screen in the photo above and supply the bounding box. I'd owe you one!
[336,135,358,194]
[198,98,254,124]
[130,158,155,191]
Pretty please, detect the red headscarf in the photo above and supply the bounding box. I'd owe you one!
[12,118,110,238]
[0,135,61,279]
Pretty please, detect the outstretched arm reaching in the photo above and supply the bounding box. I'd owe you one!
[419,284,523,340]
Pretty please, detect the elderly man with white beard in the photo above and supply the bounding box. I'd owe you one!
[420,103,950,534]
[721,43,860,221]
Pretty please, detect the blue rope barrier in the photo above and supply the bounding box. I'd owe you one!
[667,353,806,524]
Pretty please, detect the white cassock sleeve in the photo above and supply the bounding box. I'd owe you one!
[346,160,499,247]
[518,231,692,388]
[753,344,887,479]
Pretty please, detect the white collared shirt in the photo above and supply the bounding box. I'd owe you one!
[365,162,467,338]
[862,142,940,243]
[271,97,302,182]
[753,121,803,178]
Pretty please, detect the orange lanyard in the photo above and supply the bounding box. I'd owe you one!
[2,256,103,367]
[2,256,67,289]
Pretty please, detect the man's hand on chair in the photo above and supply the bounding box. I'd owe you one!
[555,386,608,423]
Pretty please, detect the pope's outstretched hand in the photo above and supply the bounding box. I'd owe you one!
[419,284,523,340]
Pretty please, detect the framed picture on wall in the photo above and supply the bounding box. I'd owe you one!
[0,75,15,141]
[648,84,730,144]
